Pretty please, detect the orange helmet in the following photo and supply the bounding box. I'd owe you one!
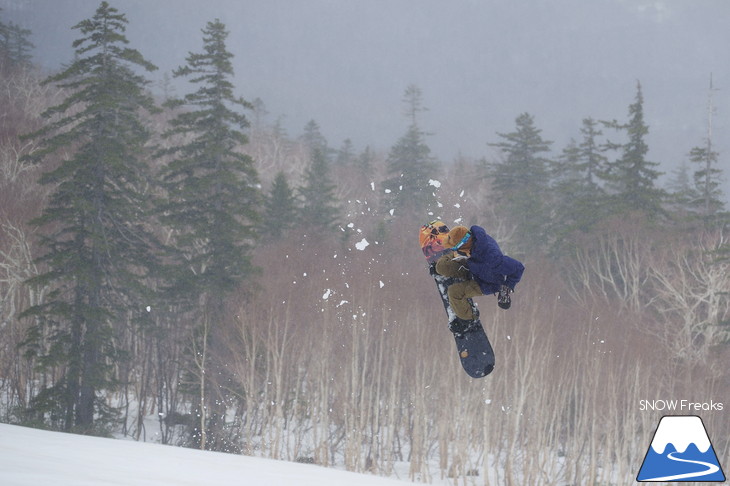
[419,220,449,262]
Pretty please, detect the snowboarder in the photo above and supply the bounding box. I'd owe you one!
[435,225,524,330]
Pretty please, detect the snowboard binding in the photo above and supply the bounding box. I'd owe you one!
[448,317,477,336]
[448,306,479,336]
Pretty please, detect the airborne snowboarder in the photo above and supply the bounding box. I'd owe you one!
[434,225,525,333]
[421,221,524,378]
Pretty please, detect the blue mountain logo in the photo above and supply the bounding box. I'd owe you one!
[637,415,726,482]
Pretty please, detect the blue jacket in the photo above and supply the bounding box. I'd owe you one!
[465,226,524,294]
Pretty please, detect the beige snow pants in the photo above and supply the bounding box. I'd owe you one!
[435,254,483,321]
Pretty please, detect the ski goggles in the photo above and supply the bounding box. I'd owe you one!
[426,220,449,235]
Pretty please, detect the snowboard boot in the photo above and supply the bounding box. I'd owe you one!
[497,285,512,310]
[449,316,476,335]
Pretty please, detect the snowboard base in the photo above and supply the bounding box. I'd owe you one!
[453,322,495,378]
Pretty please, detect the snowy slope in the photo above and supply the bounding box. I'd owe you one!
[0,423,416,486]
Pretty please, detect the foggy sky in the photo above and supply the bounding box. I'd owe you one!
[3,0,729,197]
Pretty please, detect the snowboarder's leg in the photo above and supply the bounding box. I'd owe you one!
[435,254,471,280]
[447,280,483,320]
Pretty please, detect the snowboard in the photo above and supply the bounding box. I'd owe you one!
[420,221,495,378]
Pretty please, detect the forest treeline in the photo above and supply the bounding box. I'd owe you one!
[1,3,728,484]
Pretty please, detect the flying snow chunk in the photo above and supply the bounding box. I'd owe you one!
[145,306,151,312]
[355,238,370,251]
[428,179,441,188]
[322,289,331,300]
[379,281,385,288]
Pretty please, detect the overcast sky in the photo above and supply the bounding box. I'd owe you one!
[3,0,729,195]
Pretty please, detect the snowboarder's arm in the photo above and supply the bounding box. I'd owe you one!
[501,256,524,290]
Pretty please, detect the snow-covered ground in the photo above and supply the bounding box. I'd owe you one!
[0,423,418,486]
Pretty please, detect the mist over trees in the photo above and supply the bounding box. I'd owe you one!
[0,3,728,485]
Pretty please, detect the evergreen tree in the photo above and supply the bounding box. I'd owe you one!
[665,78,726,229]
[250,97,268,137]
[665,161,698,218]
[551,138,579,187]
[488,112,552,251]
[264,171,298,240]
[20,2,159,433]
[686,78,726,228]
[157,19,260,450]
[355,145,374,178]
[0,10,34,69]
[300,119,328,154]
[577,117,607,188]
[402,83,428,124]
[335,138,354,165]
[383,85,438,215]
[298,146,340,232]
[550,118,608,249]
[160,18,260,298]
[599,82,665,218]
[687,144,725,226]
